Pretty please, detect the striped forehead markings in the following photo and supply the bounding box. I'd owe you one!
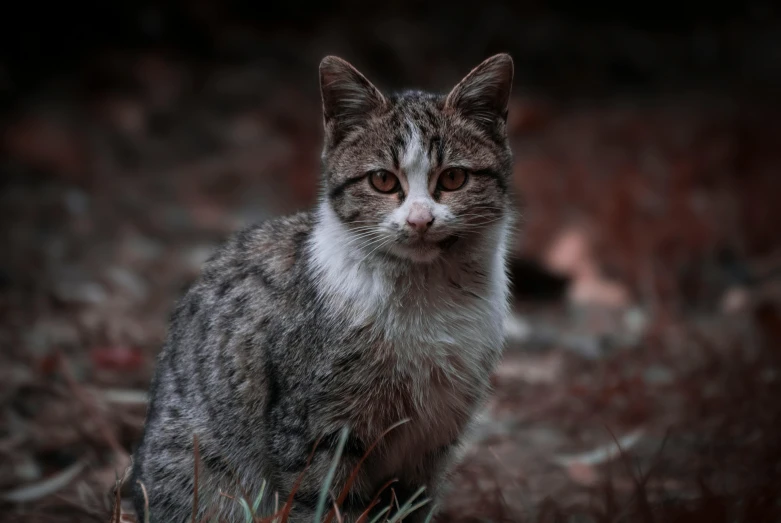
[429,136,444,167]
[400,122,433,191]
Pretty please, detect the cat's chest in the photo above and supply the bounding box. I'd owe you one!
[346,291,505,451]
[352,337,492,479]
[318,252,509,447]
[376,283,506,366]
[350,352,476,470]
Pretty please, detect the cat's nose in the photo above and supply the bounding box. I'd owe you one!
[406,204,434,233]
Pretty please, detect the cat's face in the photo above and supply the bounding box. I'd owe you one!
[319,55,513,263]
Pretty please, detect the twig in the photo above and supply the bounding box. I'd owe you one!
[137,480,150,523]
[324,418,410,523]
[386,488,397,522]
[111,475,122,523]
[332,500,344,523]
[356,479,398,523]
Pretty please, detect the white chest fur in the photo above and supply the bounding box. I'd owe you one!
[309,202,510,355]
[309,203,511,457]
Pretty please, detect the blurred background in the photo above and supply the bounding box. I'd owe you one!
[1,1,780,521]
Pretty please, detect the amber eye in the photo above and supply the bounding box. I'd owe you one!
[438,168,468,191]
[368,170,400,193]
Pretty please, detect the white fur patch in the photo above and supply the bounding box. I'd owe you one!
[310,200,510,352]
[400,123,430,188]
[309,201,512,440]
[309,123,513,472]
[386,121,455,257]
[309,202,389,318]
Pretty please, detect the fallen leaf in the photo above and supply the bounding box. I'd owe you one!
[569,275,631,309]
[100,388,149,406]
[494,353,563,384]
[566,462,600,487]
[552,428,645,467]
[90,346,145,371]
[720,286,750,314]
[544,226,597,279]
[0,460,85,503]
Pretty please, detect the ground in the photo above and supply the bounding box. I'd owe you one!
[1,7,781,522]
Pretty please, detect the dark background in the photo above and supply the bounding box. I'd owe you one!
[1,1,780,522]
[3,0,781,103]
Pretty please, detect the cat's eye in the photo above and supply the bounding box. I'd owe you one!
[368,170,400,193]
[438,168,468,191]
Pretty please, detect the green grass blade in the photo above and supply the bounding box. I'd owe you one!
[367,506,391,523]
[252,479,268,515]
[396,499,431,521]
[386,486,428,523]
[237,497,254,523]
[313,426,350,523]
[423,506,436,523]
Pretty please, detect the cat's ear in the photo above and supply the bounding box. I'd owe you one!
[320,56,386,142]
[445,54,514,129]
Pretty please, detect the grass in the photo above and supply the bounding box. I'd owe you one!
[121,420,434,523]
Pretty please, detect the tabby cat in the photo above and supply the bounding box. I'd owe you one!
[131,53,515,522]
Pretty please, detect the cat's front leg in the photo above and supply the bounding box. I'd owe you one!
[267,436,372,523]
[396,442,463,523]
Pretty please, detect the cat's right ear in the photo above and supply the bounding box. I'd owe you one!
[445,54,514,131]
[320,56,386,144]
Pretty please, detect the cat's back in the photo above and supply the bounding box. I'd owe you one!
[143,212,315,431]
[201,210,314,297]
[165,211,315,355]
[132,212,317,520]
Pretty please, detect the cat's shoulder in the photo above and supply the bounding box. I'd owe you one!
[200,211,314,292]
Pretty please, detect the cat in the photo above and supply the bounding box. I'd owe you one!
[130,53,515,523]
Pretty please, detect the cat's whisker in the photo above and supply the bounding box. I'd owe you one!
[355,238,396,267]
[352,238,390,253]
[342,233,393,255]
[345,228,382,237]
[345,231,388,245]
[343,231,384,244]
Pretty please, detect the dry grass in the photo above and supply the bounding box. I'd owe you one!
[110,422,433,523]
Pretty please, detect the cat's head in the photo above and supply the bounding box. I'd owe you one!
[318,54,514,264]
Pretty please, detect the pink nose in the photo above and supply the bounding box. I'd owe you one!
[406,203,434,233]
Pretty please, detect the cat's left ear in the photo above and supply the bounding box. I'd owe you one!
[320,56,386,144]
[445,54,514,129]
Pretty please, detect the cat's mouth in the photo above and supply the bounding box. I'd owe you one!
[389,235,459,263]
[404,234,458,250]
[437,235,459,250]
